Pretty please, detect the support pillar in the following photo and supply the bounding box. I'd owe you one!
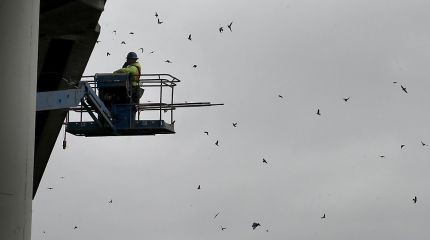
[0,0,39,239]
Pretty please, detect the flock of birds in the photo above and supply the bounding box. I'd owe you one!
[100,11,234,69]
[191,79,419,231]
[40,7,423,238]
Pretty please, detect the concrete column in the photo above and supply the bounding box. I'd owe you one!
[0,0,39,239]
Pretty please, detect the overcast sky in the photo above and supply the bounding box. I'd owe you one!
[32,0,430,239]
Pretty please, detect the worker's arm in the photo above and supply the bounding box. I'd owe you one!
[114,65,139,76]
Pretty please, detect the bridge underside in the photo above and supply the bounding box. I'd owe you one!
[34,0,106,198]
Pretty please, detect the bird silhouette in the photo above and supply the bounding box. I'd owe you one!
[113,30,117,35]
[138,48,143,53]
[188,34,192,41]
[204,131,209,135]
[215,140,219,146]
[47,187,53,190]
[106,52,111,56]
[278,95,283,98]
[316,109,321,115]
[214,212,220,219]
[165,60,172,63]
[219,27,224,33]
[157,18,163,24]
[321,214,326,219]
[401,85,408,93]
[233,122,238,127]
[252,222,261,230]
[155,12,158,18]
[108,199,113,204]
[74,226,78,229]
[150,51,155,54]
[393,81,398,84]
[121,41,126,44]
[221,226,227,231]
[197,185,201,190]
[193,64,197,68]
[227,22,233,31]
[401,144,405,149]
[129,32,134,34]
[379,155,385,158]
[263,158,268,164]
[343,97,350,102]
[413,196,417,203]
[421,141,427,146]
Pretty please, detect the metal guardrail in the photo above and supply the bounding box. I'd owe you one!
[68,73,223,125]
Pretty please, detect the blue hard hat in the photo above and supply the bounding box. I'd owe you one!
[126,52,138,59]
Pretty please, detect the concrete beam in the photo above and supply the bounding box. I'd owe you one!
[34,0,105,198]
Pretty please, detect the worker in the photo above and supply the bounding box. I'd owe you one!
[114,52,144,107]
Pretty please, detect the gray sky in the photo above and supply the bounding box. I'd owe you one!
[33,0,430,239]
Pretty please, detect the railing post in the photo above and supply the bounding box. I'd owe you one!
[159,75,162,122]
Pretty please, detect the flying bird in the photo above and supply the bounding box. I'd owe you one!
[155,12,158,18]
[252,222,261,230]
[188,34,192,41]
[321,214,326,219]
[204,131,209,135]
[221,226,227,231]
[193,64,197,68]
[113,30,117,34]
[165,60,172,63]
[129,32,134,34]
[108,199,113,204]
[401,144,405,149]
[74,226,78,229]
[379,155,385,158]
[421,141,427,146]
[232,122,238,127]
[401,85,408,93]
[215,140,219,146]
[413,196,417,203]
[150,51,155,54]
[138,48,144,53]
[106,52,111,56]
[343,97,350,102]
[157,18,163,24]
[121,41,126,44]
[316,109,321,116]
[47,187,53,190]
[227,22,233,31]
[278,95,283,98]
[263,158,268,164]
[393,81,398,84]
[214,212,220,219]
[197,185,201,190]
[219,27,224,33]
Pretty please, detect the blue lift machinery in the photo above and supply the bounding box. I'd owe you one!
[36,73,222,140]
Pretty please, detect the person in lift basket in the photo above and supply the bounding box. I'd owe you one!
[114,51,144,110]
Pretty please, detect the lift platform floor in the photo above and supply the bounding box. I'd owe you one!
[66,120,175,137]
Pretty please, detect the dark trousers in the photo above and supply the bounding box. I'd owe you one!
[131,86,144,105]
